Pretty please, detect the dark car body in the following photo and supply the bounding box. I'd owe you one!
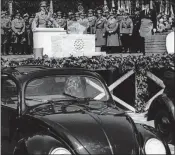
[147,93,175,144]
[147,69,175,144]
[1,66,171,155]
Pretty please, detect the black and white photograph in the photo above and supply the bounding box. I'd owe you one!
[1,0,175,154]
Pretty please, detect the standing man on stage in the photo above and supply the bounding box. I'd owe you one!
[106,11,121,53]
[139,1,157,54]
[94,9,107,52]
[32,0,58,30]
[120,11,133,53]
[67,12,74,29]
[139,1,157,37]
[56,11,66,29]
[1,10,11,55]
[11,11,26,55]
[75,12,80,22]
[23,13,33,54]
[87,9,97,34]
[79,12,89,34]
[105,10,110,20]
[131,7,142,53]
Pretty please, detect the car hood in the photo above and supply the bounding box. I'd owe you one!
[35,111,139,154]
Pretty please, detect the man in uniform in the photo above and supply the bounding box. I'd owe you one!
[62,13,67,20]
[1,11,11,55]
[32,0,58,30]
[139,1,157,54]
[75,12,81,22]
[105,10,110,20]
[11,11,26,55]
[139,1,157,37]
[23,13,32,54]
[106,11,121,53]
[131,7,142,53]
[87,9,97,34]
[67,12,74,28]
[94,9,107,52]
[120,11,133,53]
[56,11,67,29]
[79,11,89,34]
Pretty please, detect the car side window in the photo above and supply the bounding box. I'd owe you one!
[1,78,18,109]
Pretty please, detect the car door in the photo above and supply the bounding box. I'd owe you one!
[1,75,20,154]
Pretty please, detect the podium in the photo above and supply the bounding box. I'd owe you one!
[33,28,105,58]
[33,28,67,57]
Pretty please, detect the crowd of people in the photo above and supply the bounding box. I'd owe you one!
[1,0,175,55]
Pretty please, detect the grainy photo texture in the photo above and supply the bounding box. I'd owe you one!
[1,0,175,154]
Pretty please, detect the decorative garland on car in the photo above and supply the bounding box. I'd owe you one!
[1,54,174,112]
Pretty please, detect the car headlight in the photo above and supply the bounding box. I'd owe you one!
[145,138,166,154]
[50,147,71,155]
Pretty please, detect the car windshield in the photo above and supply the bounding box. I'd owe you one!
[25,75,110,107]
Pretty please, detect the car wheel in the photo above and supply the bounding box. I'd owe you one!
[154,110,174,144]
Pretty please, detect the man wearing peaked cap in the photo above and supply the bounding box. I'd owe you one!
[67,11,73,21]
[87,9,97,34]
[32,0,58,29]
[95,8,107,52]
[120,11,133,53]
[67,12,74,31]
[75,12,80,22]
[105,10,110,20]
[39,0,48,7]
[23,13,29,19]
[56,11,66,29]
[57,11,62,15]
[88,9,93,13]
[79,11,89,34]
[68,12,73,16]
[11,11,26,55]
[1,11,7,17]
[105,10,121,53]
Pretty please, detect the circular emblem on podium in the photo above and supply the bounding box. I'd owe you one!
[74,39,84,51]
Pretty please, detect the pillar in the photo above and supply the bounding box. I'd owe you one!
[103,0,109,12]
[9,0,13,15]
[150,0,153,9]
[118,0,120,9]
[49,0,53,15]
[112,0,115,8]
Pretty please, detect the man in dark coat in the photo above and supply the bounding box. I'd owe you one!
[23,13,32,54]
[139,1,157,54]
[131,7,142,53]
[139,1,157,37]
[87,9,97,34]
[94,9,107,52]
[56,11,66,29]
[106,11,121,53]
[120,12,133,53]
[11,11,26,55]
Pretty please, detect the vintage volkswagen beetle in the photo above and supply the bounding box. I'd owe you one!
[1,65,171,155]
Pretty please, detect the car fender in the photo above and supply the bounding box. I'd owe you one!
[135,123,171,155]
[147,94,175,121]
[13,134,72,155]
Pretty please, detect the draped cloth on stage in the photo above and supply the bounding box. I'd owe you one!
[67,21,86,34]
[139,18,153,38]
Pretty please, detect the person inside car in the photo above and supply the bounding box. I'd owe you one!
[64,76,87,98]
